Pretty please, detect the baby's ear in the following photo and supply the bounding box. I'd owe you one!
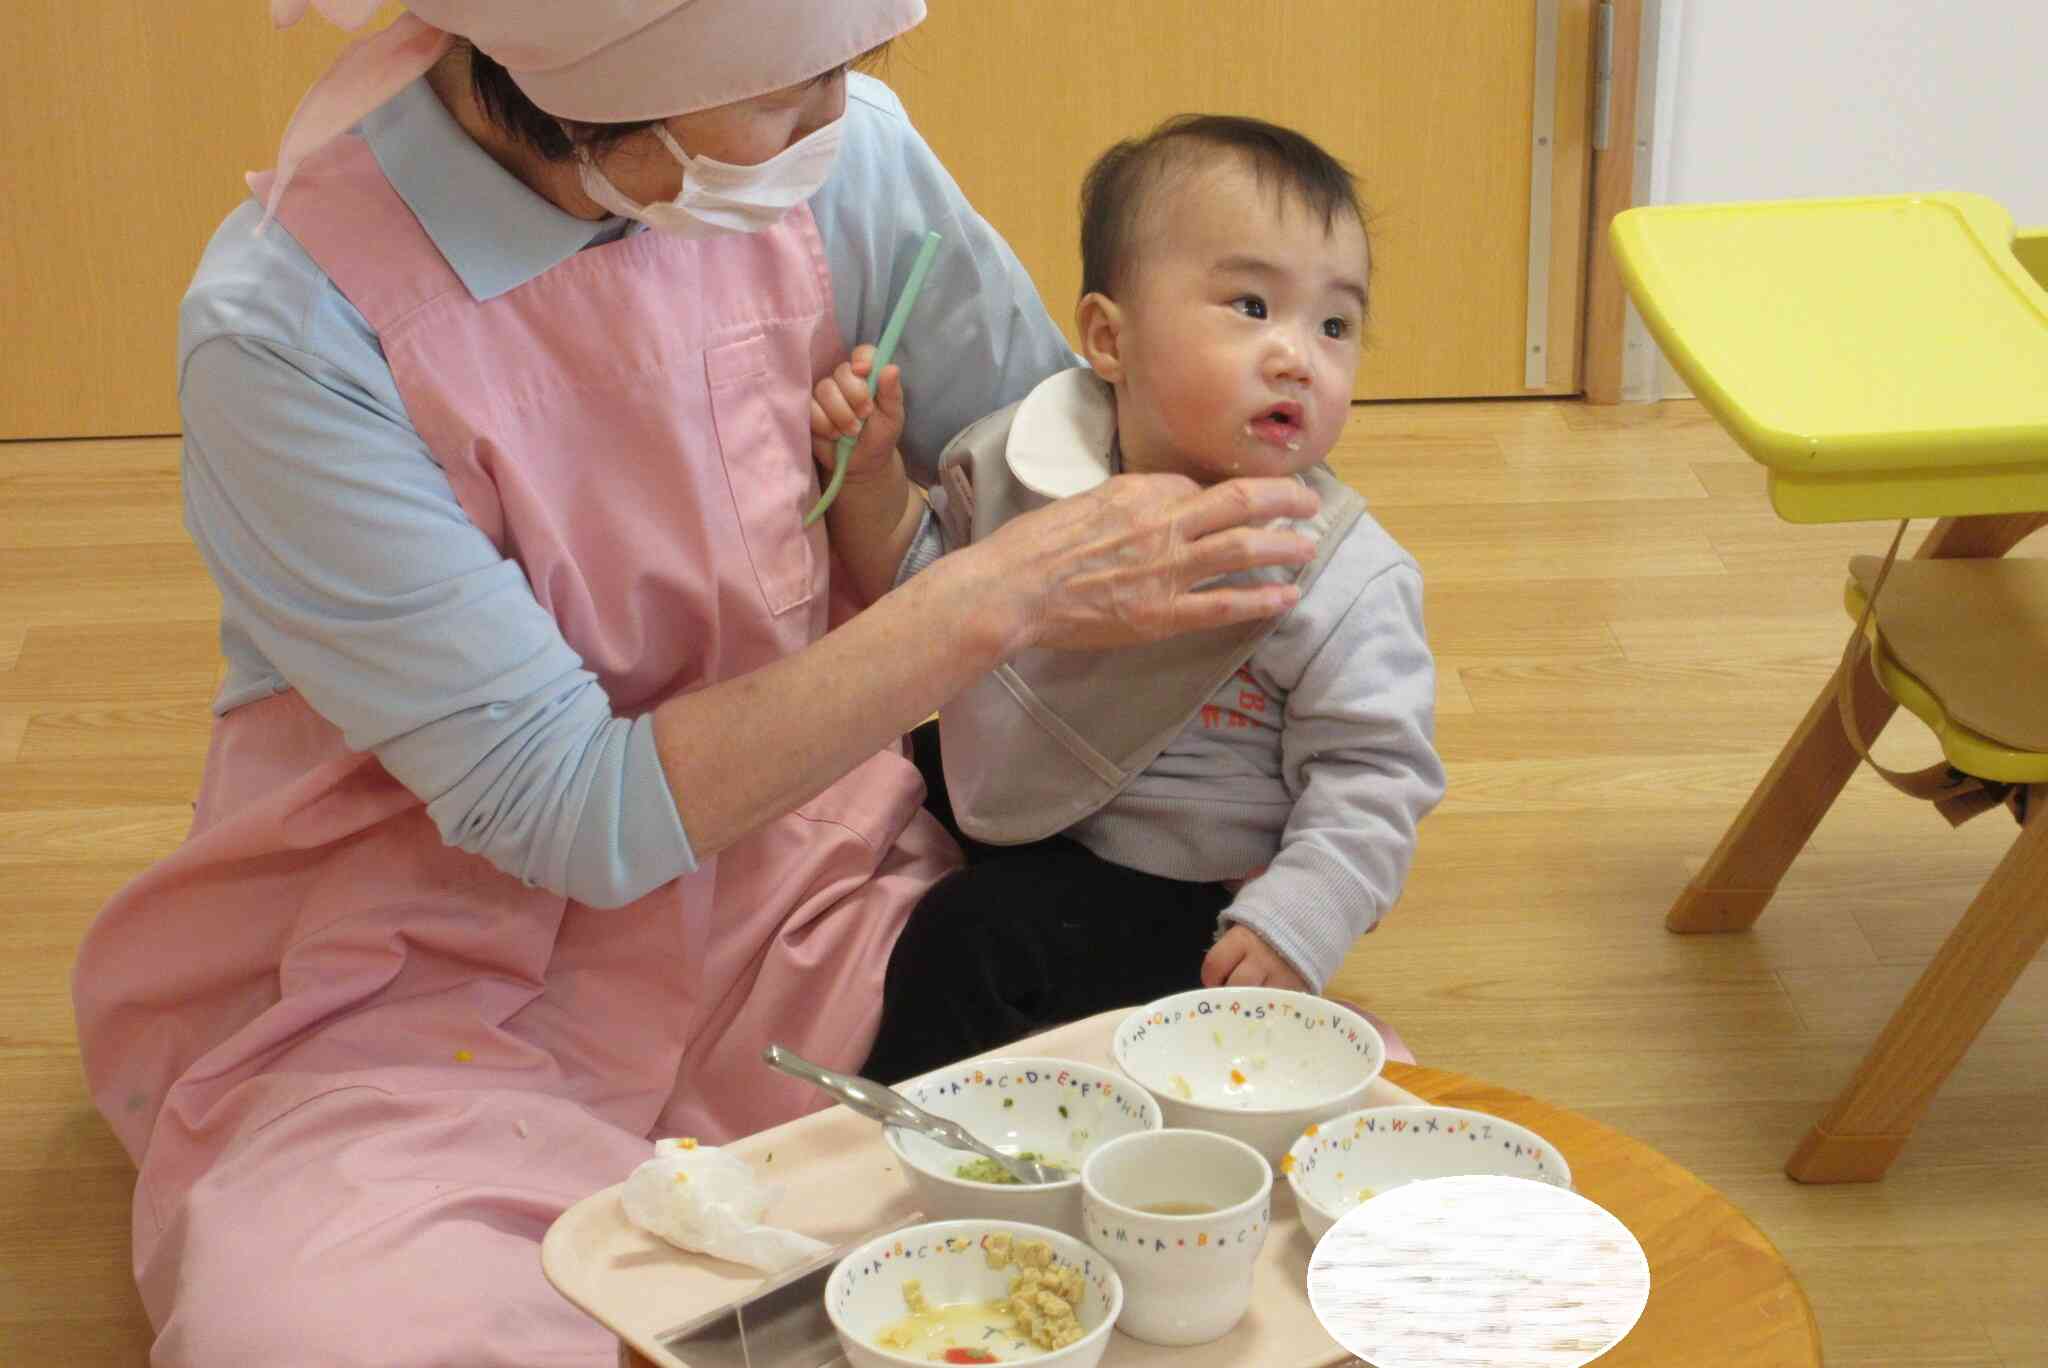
[1074,292,1126,382]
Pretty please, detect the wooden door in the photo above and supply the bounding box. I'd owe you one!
[0,2,403,440]
[0,2,1590,439]
[882,1,1595,400]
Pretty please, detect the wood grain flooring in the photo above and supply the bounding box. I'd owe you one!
[3,400,2044,1365]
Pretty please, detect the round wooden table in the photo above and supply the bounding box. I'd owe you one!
[1374,1064,1821,1367]
[613,1061,1818,1366]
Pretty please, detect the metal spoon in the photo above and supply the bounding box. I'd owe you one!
[762,1044,1064,1186]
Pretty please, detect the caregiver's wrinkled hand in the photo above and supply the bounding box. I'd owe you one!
[987,472,1321,652]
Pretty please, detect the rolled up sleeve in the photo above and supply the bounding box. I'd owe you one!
[1222,561,1446,989]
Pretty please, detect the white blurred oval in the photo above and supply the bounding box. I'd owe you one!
[1306,1173,1650,1368]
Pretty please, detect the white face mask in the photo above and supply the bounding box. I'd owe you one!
[576,119,844,239]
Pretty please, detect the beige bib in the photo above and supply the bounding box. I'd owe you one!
[933,368,1367,845]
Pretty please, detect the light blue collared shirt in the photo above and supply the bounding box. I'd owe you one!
[178,74,1076,906]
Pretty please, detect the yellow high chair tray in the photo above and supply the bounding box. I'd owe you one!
[1610,193,2048,523]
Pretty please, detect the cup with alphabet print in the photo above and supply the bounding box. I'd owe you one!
[1078,1128,1273,1346]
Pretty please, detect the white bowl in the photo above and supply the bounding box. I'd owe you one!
[884,1057,1164,1238]
[824,1218,1122,1368]
[1285,1105,1572,1242]
[1111,989,1386,1161]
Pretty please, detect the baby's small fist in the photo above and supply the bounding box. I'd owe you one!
[1202,924,1310,993]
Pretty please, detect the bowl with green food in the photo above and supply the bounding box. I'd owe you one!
[882,1057,1163,1239]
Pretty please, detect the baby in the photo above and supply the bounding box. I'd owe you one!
[815,115,1445,1076]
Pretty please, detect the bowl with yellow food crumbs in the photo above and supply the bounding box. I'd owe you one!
[824,1219,1121,1367]
[1286,1105,1572,1243]
[884,1058,1162,1239]
[1111,989,1386,1162]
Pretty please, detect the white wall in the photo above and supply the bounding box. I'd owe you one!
[1645,0,2046,395]
[1657,0,2046,217]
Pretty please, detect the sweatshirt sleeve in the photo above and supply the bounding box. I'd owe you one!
[1220,553,1447,989]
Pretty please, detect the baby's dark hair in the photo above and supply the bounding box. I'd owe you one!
[1079,114,1366,300]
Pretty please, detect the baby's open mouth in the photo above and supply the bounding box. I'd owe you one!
[1246,403,1306,449]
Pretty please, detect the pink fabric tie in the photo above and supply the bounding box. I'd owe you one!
[252,13,454,230]
[270,0,383,26]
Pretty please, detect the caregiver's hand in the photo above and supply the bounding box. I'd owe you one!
[653,470,1315,861]
[982,472,1321,652]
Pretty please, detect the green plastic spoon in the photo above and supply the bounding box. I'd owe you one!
[804,229,943,527]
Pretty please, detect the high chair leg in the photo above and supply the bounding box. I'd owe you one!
[1786,805,2048,1183]
[1667,512,2048,937]
[1666,653,1895,934]
[1919,512,2048,559]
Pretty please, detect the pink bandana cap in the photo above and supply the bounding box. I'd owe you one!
[258,0,926,225]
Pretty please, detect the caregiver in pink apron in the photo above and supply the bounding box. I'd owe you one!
[71,2,1322,1363]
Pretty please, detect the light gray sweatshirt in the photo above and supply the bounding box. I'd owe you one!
[900,370,1446,988]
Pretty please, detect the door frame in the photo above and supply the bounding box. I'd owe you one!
[1582,0,1671,403]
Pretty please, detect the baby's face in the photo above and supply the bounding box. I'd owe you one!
[1108,160,1368,486]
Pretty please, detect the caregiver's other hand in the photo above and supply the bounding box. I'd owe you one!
[1202,924,1311,993]
[809,345,904,486]
[986,472,1320,652]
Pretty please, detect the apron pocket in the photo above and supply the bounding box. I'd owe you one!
[705,334,819,617]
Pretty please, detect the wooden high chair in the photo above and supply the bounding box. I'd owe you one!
[1609,193,2048,1183]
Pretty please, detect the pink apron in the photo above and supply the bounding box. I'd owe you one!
[72,136,957,1366]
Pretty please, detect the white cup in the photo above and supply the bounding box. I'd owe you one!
[1079,1128,1274,1346]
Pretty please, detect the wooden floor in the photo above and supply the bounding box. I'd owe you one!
[3,400,2045,1365]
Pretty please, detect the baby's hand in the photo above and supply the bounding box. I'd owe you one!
[809,345,905,485]
[1202,924,1311,993]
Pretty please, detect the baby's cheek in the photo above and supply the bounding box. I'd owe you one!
[1160,382,1232,450]
[1309,410,1346,458]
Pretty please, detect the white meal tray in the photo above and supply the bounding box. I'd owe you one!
[542,1008,1417,1367]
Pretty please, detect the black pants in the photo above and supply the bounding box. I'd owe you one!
[860,724,1231,1084]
